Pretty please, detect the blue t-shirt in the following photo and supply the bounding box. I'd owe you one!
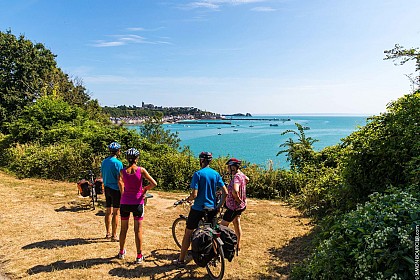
[101,156,123,191]
[190,166,225,211]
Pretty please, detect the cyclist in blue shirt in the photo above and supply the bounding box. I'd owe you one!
[173,152,227,266]
[101,142,123,241]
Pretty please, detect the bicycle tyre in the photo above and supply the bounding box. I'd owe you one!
[172,216,187,249]
[91,187,96,210]
[206,239,225,280]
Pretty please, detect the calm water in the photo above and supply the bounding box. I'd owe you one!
[132,115,369,168]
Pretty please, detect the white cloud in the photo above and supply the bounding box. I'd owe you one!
[91,41,125,47]
[91,34,171,47]
[251,6,276,12]
[126,27,145,31]
[182,0,267,10]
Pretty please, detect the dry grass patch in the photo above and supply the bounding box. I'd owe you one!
[0,171,313,279]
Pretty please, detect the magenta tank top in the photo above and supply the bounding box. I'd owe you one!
[120,167,144,205]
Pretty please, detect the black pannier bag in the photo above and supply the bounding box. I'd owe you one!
[77,179,90,197]
[191,227,215,267]
[218,225,237,262]
[94,179,103,194]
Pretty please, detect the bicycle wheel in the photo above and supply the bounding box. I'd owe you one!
[206,239,225,280]
[172,216,187,249]
[91,187,96,210]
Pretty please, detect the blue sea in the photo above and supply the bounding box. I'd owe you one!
[132,115,369,169]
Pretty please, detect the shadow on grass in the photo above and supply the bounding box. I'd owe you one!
[55,200,106,214]
[27,257,117,275]
[257,229,317,279]
[22,237,107,249]
[109,249,208,279]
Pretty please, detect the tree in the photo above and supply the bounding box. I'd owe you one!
[0,30,94,132]
[384,44,420,90]
[277,123,318,171]
[0,30,57,130]
[140,112,181,149]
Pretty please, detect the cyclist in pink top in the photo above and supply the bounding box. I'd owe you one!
[117,148,157,264]
[221,158,248,255]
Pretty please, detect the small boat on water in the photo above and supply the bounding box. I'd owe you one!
[233,129,239,132]
[270,124,279,127]
[218,133,222,135]
[249,125,254,127]
[303,126,310,130]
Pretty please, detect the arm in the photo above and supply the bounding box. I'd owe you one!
[232,183,243,206]
[118,170,124,194]
[216,185,228,210]
[186,189,198,203]
[141,167,157,193]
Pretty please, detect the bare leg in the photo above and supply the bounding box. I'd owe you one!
[233,216,242,251]
[105,207,112,237]
[119,219,129,251]
[179,228,193,262]
[134,219,143,254]
[220,219,230,227]
[112,208,120,238]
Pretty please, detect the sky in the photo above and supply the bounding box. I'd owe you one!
[1,0,419,115]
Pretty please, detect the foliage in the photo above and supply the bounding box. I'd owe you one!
[288,165,343,218]
[277,123,319,171]
[384,44,420,90]
[0,30,57,130]
[290,188,419,280]
[340,92,420,209]
[0,30,94,132]
[139,113,181,149]
[102,104,216,118]
[6,141,94,180]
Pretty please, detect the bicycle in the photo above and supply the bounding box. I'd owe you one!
[77,170,102,210]
[172,192,225,249]
[172,199,225,280]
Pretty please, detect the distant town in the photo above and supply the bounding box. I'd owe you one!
[103,102,253,125]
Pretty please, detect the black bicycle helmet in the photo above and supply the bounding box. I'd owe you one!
[126,148,140,159]
[199,151,213,161]
[226,158,241,167]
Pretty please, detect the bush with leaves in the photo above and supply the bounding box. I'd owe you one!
[340,92,420,209]
[291,188,419,280]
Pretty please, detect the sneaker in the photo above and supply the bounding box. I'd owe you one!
[111,236,119,242]
[135,254,144,264]
[118,249,126,259]
[172,259,186,268]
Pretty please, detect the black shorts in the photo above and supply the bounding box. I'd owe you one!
[120,204,144,220]
[222,207,246,223]
[186,208,217,230]
[104,187,121,208]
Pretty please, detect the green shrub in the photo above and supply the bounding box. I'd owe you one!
[290,188,419,280]
[340,92,420,206]
[6,141,94,180]
[289,166,343,218]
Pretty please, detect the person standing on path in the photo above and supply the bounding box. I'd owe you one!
[117,148,157,264]
[172,151,227,266]
[101,141,123,241]
[221,158,248,255]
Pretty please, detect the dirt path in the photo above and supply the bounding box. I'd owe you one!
[0,171,313,279]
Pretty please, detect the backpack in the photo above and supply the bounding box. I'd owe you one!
[94,179,103,194]
[77,179,90,197]
[218,225,237,262]
[191,227,215,267]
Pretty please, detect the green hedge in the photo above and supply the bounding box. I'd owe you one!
[290,188,419,280]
